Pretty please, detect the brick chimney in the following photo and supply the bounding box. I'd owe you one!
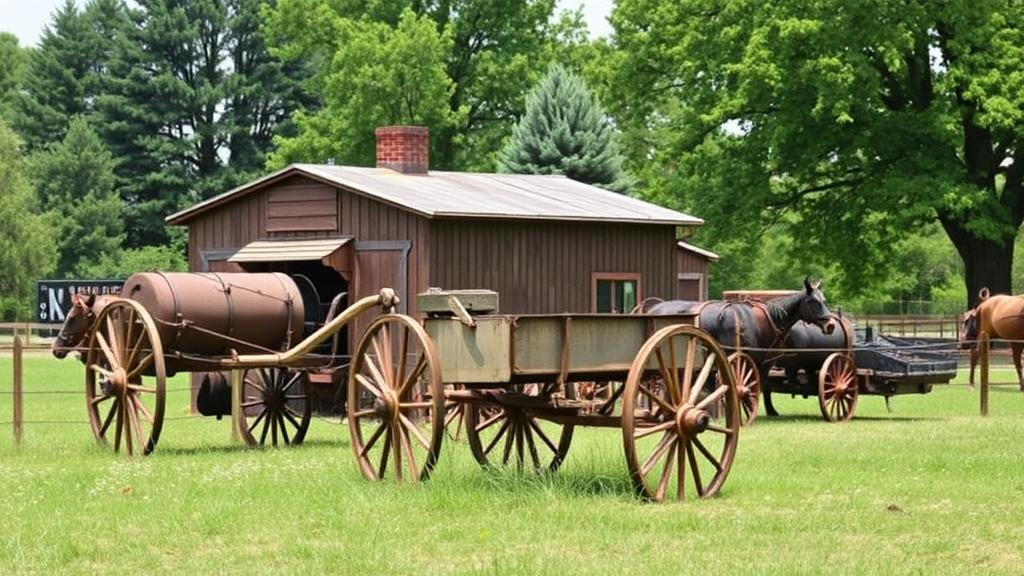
[375,125,429,174]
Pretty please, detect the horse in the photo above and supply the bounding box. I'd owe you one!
[645,278,836,417]
[646,277,836,363]
[960,288,1024,392]
[52,293,113,360]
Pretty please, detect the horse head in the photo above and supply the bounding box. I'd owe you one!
[960,308,980,350]
[798,277,835,335]
[52,293,101,359]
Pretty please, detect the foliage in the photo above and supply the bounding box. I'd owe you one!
[0,121,56,321]
[0,33,28,123]
[14,0,126,150]
[609,0,1024,305]
[266,8,458,169]
[29,117,123,278]
[498,64,630,193]
[97,0,309,247]
[265,0,583,170]
[77,245,188,279]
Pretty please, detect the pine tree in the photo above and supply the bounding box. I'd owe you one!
[498,64,629,193]
[0,120,56,320]
[99,0,309,247]
[30,117,124,277]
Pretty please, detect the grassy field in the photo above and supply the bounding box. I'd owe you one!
[0,356,1022,575]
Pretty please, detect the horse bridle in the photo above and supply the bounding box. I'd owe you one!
[56,307,96,347]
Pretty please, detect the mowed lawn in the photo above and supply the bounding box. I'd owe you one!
[0,356,1022,575]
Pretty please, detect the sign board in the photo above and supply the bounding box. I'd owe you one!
[36,280,124,324]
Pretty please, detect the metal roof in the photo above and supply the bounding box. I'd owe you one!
[677,241,720,261]
[166,164,703,226]
[228,237,352,263]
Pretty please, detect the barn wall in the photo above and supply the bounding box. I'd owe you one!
[185,175,430,315]
[675,248,711,301]
[428,219,678,314]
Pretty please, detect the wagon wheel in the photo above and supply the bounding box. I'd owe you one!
[818,352,858,422]
[347,314,444,482]
[84,299,165,456]
[464,383,575,473]
[238,368,311,447]
[728,352,761,426]
[622,325,738,502]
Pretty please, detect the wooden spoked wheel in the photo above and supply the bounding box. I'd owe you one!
[238,368,312,447]
[728,352,761,426]
[622,325,738,502]
[818,352,858,422]
[347,314,444,482]
[444,383,466,442]
[464,383,575,473]
[84,300,165,456]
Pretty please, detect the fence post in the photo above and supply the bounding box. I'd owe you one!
[13,337,23,446]
[980,331,989,417]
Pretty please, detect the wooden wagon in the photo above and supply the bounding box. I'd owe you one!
[345,290,741,502]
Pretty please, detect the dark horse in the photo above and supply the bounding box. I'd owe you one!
[645,278,836,415]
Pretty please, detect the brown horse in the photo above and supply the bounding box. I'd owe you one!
[961,288,1024,392]
[52,293,113,359]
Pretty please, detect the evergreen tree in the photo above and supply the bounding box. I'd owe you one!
[99,0,309,247]
[0,120,56,320]
[0,33,27,123]
[498,64,629,192]
[30,117,123,277]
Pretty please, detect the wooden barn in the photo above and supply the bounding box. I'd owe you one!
[166,126,715,352]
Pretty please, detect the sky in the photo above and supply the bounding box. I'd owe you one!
[0,0,613,48]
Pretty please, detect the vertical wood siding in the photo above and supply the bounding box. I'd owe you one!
[428,219,678,314]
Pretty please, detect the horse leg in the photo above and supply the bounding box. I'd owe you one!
[967,346,977,390]
[1014,343,1024,393]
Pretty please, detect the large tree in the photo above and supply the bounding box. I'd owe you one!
[99,0,309,246]
[0,121,56,320]
[610,0,1024,305]
[265,0,584,170]
[30,117,123,277]
[498,64,629,192]
[0,33,28,123]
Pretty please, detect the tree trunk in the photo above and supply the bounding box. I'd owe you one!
[958,234,1014,308]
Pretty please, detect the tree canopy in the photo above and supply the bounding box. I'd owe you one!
[609,0,1023,304]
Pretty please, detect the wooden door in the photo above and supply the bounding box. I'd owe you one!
[350,242,410,354]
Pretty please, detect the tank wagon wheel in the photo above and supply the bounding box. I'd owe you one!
[464,383,575,474]
[818,353,858,422]
[84,300,166,456]
[728,352,761,426]
[348,314,444,483]
[444,383,466,442]
[238,368,312,447]
[622,325,739,502]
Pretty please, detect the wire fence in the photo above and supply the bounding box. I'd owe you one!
[1,326,1018,451]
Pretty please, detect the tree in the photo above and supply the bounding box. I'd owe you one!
[266,8,458,168]
[265,0,585,170]
[14,0,128,150]
[30,117,123,277]
[498,64,630,192]
[99,0,309,247]
[0,33,28,123]
[609,0,1024,305]
[0,121,56,320]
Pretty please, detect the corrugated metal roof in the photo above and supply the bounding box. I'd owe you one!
[677,241,719,261]
[228,237,352,263]
[166,164,703,226]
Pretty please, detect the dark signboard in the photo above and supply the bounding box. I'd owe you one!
[36,280,124,324]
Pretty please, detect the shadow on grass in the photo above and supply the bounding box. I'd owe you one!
[154,437,347,457]
[752,414,943,424]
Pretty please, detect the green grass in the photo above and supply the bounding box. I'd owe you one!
[0,358,1022,575]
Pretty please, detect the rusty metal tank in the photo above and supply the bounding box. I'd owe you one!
[774,314,853,372]
[121,272,305,358]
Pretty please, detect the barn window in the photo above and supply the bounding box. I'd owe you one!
[592,273,641,313]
